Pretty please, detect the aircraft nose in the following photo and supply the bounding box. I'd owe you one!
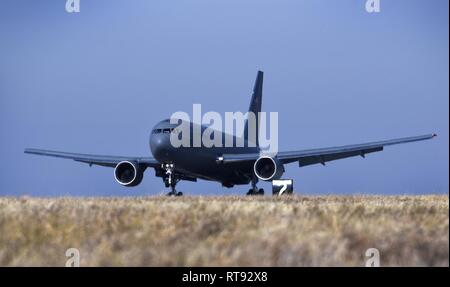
[150,133,172,161]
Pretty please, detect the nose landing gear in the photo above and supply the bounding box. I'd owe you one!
[162,163,182,196]
[246,176,264,196]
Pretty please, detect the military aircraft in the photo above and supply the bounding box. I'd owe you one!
[25,71,436,196]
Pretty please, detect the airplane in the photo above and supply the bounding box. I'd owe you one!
[25,71,436,196]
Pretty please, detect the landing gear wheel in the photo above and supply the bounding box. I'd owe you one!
[246,176,264,196]
[246,188,264,196]
[166,191,183,196]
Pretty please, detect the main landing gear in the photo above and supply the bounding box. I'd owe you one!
[162,163,183,196]
[246,177,264,196]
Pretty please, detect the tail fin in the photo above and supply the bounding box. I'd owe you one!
[243,71,263,147]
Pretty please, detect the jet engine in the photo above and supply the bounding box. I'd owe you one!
[114,161,144,186]
[253,156,284,181]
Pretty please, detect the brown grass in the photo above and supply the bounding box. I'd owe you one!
[0,195,448,266]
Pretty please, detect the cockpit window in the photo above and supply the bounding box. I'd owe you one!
[152,129,162,134]
[153,128,179,134]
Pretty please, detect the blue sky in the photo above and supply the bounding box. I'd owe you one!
[0,0,448,196]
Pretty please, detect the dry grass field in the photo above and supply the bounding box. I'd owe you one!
[0,195,448,267]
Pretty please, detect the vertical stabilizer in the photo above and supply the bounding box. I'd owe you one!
[243,71,263,147]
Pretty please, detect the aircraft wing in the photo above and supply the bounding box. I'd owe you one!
[24,148,160,168]
[218,134,437,167]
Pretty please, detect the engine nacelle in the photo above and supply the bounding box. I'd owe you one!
[114,161,144,187]
[253,156,284,181]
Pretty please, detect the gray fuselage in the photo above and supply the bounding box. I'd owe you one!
[150,119,258,187]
